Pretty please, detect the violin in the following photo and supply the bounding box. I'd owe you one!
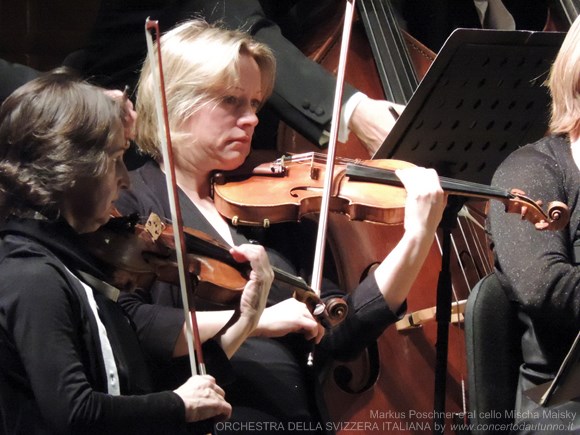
[81,210,348,327]
[212,152,570,231]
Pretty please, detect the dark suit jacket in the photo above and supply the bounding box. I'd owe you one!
[76,0,358,148]
[399,0,549,53]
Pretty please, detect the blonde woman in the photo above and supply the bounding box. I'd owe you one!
[117,19,446,434]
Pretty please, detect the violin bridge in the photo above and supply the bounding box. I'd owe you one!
[395,300,466,331]
[309,162,320,180]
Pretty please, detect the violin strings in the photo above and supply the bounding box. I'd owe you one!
[282,156,511,202]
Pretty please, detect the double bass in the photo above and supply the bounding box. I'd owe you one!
[275,3,474,433]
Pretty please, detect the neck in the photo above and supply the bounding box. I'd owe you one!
[158,158,233,245]
[159,160,211,202]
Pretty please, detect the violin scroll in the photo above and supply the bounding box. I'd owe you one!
[545,201,570,229]
[324,297,349,327]
[507,189,570,231]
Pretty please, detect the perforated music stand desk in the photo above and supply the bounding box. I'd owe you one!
[374,28,565,185]
[371,28,566,431]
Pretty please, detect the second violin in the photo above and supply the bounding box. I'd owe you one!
[82,211,348,327]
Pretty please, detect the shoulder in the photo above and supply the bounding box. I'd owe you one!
[493,136,569,186]
[127,160,163,193]
[0,234,64,277]
[0,236,79,315]
[117,160,168,217]
[502,136,566,165]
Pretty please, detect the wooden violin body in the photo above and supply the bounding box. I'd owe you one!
[213,154,410,227]
[81,211,348,326]
[213,152,569,231]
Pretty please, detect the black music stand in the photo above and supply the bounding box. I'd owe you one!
[373,28,566,433]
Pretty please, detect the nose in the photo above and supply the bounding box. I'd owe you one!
[238,107,259,129]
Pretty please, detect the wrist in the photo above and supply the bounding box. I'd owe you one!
[250,309,272,337]
[344,92,368,138]
[238,311,260,332]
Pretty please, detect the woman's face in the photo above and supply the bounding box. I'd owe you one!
[178,54,263,173]
[61,135,130,234]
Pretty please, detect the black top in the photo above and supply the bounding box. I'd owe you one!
[115,160,404,434]
[488,135,580,411]
[0,217,189,434]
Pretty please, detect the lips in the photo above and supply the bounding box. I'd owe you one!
[230,136,250,144]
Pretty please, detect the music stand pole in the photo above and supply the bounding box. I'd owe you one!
[433,197,465,434]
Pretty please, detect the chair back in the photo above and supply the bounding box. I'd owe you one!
[465,273,523,433]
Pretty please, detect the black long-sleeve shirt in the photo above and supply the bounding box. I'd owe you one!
[115,160,403,433]
[0,218,189,434]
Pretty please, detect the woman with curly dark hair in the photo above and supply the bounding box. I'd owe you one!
[0,69,272,434]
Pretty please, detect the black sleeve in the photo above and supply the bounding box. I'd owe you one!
[0,59,41,102]
[320,272,406,361]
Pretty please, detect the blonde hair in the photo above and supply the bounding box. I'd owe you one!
[136,19,276,160]
[548,16,580,136]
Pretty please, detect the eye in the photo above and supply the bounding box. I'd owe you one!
[110,148,126,164]
[250,99,261,112]
[222,95,239,106]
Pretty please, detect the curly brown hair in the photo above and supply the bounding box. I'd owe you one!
[0,68,124,220]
